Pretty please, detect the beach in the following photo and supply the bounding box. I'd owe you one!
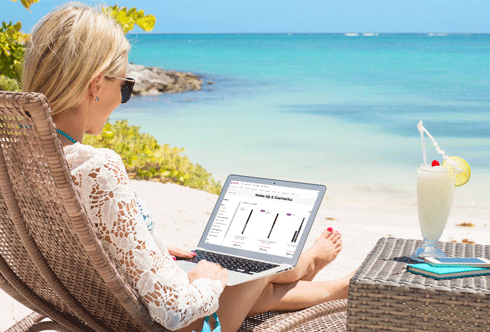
[2,179,489,330]
[2,33,489,329]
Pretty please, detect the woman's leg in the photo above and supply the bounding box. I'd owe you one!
[176,276,278,332]
[215,270,354,331]
[215,275,276,331]
[178,228,345,332]
[272,228,342,284]
[214,229,346,331]
[249,270,355,315]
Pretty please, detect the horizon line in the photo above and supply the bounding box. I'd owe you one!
[127,32,490,36]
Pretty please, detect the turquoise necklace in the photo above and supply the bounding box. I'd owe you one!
[56,129,77,144]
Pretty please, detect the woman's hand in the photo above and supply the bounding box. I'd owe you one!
[167,246,196,259]
[188,260,228,290]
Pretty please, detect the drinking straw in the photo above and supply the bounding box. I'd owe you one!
[417,121,428,166]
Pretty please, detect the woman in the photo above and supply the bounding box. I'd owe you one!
[23,3,353,331]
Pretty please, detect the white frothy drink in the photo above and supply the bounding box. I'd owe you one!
[412,121,461,261]
[417,165,455,241]
[417,121,462,172]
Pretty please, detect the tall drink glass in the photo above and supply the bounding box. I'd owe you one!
[411,165,455,261]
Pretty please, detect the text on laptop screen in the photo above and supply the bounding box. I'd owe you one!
[204,180,320,258]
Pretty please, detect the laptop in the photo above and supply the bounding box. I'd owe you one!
[176,174,326,285]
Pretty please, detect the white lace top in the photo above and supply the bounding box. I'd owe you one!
[63,143,223,331]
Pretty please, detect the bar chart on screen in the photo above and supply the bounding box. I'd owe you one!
[221,203,307,247]
[204,178,320,257]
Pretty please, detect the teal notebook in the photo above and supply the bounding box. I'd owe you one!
[407,263,490,280]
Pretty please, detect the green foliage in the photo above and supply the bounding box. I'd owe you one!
[10,0,39,11]
[103,4,156,33]
[0,75,21,91]
[83,120,222,195]
[0,21,27,83]
[0,3,156,89]
[2,4,203,195]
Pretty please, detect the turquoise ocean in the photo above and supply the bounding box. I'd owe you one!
[115,34,490,218]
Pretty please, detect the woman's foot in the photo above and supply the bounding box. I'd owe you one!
[301,228,342,281]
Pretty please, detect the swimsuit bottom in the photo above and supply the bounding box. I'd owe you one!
[193,313,221,332]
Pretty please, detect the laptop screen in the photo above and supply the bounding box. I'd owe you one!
[199,175,325,264]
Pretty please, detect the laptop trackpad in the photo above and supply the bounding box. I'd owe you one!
[176,260,195,273]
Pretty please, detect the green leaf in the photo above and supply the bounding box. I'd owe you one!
[0,75,21,91]
[13,21,22,31]
[127,7,138,18]
[136,15,156,32]
[0,21,26,81]
[103,5,155,33]
[11,0,39,11]
[21,0,39,10]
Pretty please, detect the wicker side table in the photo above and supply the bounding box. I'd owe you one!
[347,237,490,332]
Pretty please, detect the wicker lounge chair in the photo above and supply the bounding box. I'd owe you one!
[0,91,347,332]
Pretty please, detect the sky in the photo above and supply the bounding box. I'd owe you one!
[3,0,490,34]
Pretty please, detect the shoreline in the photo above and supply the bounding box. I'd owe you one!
[1,179,488,330]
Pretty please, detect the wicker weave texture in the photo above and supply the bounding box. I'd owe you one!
[0,106,70,315]
[289,312,346,332]
[347,237,490,332]
[0,91,163,332]
[4,312,45,332]
[239,299,347,332]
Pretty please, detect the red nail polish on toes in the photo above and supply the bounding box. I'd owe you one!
[327,227,333,232]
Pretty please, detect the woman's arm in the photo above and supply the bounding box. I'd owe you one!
[70,148,224,330]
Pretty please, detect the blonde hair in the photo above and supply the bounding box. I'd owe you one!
[23,2,131,116]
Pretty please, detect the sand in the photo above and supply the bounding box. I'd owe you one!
[1,180,489,330]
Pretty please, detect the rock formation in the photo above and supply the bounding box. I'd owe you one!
[127,63,203,96]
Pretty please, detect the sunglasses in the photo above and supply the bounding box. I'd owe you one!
[109,76,135,103]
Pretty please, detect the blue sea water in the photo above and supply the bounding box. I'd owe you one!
[114,34,490,215]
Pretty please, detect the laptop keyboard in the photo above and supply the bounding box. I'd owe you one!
[187,250,279,275]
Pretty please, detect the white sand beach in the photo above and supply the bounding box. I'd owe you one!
[1,180,489,330]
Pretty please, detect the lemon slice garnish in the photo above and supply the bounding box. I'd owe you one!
[442,156,471,187]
